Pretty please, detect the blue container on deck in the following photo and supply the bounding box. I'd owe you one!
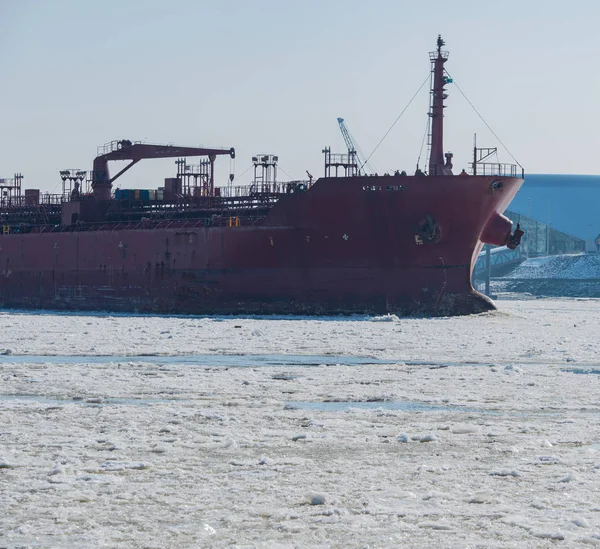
[115,189,150,200]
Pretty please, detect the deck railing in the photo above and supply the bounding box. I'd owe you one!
[470,163,524,178]
[8,215,269,235]
[215,180,312,198]
[96,140,142,156]
[0,193,66,209]
[0,180,316,234]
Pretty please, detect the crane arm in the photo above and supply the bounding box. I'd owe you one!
[336,118,373,176]
[98,142,235,162]
[337,118,356,156]
[91,140,235,200]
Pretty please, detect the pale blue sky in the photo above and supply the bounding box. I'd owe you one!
[1,0,598,192]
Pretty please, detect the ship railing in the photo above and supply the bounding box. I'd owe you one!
[470,163,524,178]
[215,180,312,198]
[33,215,269,234]
[326,153,358,167]
[129,215,267,230]
[41,193,69,205]
[214,184,255,199]
[429,50,449,61]
[96,140,143,156]
[0,193,68,210]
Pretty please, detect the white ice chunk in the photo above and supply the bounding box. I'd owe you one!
[419,434,437,443]
[490,469,522,477]
[99,461,152,471]
[558,472,576,483]
[468,490,497,504]
[532,530,565,540]
[417,520,453,530]
[452,424,479,434]
[305,492,326,505]
[572,517,591,528]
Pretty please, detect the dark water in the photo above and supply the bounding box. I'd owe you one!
[0,395,176,406]
[0,353,497,369]
[285,400,498,414]
[0,353,398,367]
[0,393,498,415]
[561,368,600,375]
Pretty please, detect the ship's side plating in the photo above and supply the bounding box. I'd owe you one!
[0,173,521,315]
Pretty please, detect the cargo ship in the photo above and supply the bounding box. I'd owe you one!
[0,37,524,316]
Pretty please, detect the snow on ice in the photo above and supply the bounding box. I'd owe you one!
[507,254,600,280]
[1,297,600,547]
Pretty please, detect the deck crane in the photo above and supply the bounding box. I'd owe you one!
[337,118,374,176]
[91,139,235,200]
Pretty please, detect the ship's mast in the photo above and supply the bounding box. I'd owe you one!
[428,35,451,176]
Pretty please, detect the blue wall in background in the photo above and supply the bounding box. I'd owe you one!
[509,174,600,240]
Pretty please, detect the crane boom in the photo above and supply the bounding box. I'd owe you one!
[91,140,235,200]
[336,118,372,176]
[337,118,356,157]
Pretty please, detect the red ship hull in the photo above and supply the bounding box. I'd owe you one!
[0,174,522,316]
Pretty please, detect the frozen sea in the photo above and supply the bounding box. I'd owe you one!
[1,297,600,548]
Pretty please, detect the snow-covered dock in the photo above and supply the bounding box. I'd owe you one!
[493,254,600,298]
